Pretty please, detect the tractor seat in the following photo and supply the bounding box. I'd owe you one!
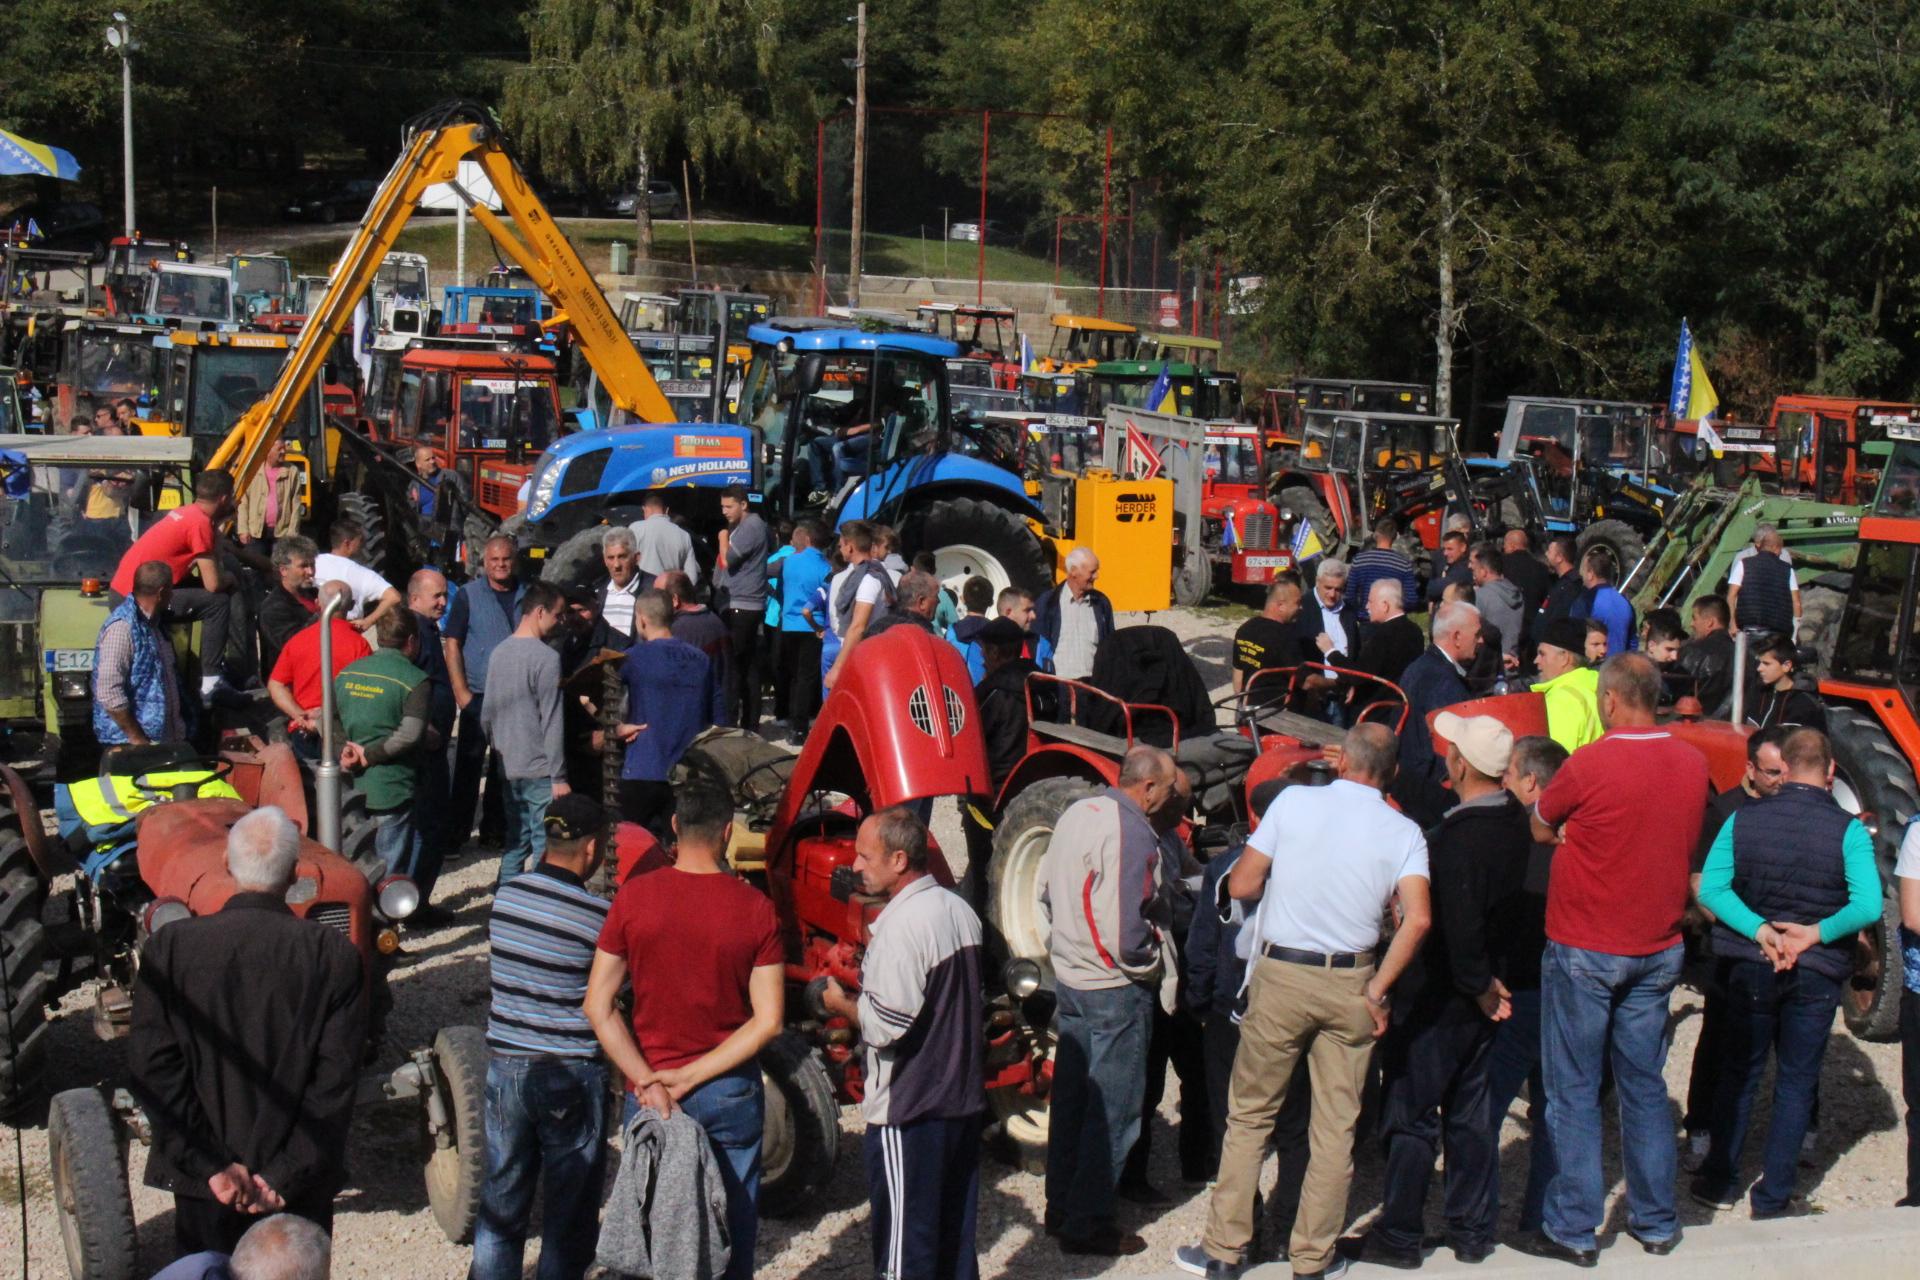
[1030,719,1133,759]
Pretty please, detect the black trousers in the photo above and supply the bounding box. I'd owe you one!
[722,608,762,730]
[1123,1005,1214,1187]
[174,1192,333,1257]
[782,630,822,730]
[1685,972,1732,1133]
[1374,1009,1498,1254]
[1903,990,1920,1203]
[619,779,676,841]
[865,1114,983,1280]
[448,695,507,855]
[157,586,231,680]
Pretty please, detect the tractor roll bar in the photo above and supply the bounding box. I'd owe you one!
[1023,672,1182,750]
[1228,661,1413,738]
[316,589,345,853]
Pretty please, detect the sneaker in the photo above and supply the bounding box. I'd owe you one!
[1293,1257,1350,1279]
[1173,1244,1244,1279]
[1690,1180,1740,1211]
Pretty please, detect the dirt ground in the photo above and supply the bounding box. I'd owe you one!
[1,603,1912,1278]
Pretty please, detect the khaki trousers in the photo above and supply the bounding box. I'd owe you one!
[1202,954,1376,1272]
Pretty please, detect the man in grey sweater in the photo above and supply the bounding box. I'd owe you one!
[1470,540,1528,674]
[716,484,770,730]
[479,580,571,884]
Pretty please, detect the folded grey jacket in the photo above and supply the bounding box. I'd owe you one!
[597,1104,731,1279]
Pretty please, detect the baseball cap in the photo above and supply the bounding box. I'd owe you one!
[544,792,606,841]
[1433,710,1514,778]
[1537,617,1587,658]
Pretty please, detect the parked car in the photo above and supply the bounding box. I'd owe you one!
[2,201,110,258]
[283,176,378,223]
[947,219,1003,243]
[609,180,682,218]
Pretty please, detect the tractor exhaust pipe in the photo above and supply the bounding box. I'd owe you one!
[1730,628,1750,728]
[317,589,344,853]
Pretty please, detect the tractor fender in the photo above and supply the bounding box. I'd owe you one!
[836,454,1043,527]
[993,745,1119,814]
[0,763,67,879]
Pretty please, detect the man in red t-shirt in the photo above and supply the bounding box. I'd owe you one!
[110,470,241,694]
[1520,653,1709,1265]
[267,582,371,745]
[587,783,783,1280]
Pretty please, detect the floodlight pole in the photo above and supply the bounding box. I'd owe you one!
[848,3,868,306]
[107,13,136,238]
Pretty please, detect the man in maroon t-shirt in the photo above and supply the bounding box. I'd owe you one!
[587,783,783,1280]
[109,469,241,693]
[1520,653,1708,1265]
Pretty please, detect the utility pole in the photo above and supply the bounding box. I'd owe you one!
[105,12,136,238]
[847,3,868,306]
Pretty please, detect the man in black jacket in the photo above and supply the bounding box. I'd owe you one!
[1679,594,1737,716]
[1335,578,1425,716]
[1503,529,1553,615]
[1538,535,1586,628]
[130,806,365,1257]
[256,535,318,678]
[1360,712,1532,1268]
[965,618,1039,915]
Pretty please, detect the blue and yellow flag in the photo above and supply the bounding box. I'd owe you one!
[1668,319,1719,423]
[1146,361,1177,414]
[1290,517,1325,563]
[0,127,82,181]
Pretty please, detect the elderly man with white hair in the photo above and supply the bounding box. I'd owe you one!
[1033,546,1114,681]
[131,807,366,1260]
[1389,600,1482,825]
[592,524,644,649]
[153,1211,333,1280]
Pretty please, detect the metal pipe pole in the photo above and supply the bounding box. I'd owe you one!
[848,3,868,307]
[814,120,826,315]
[1730,629,1750,728]
[1097,126,1111,318]
[977,111,989,306]
[119,26,135,237]
[316,591,344,853]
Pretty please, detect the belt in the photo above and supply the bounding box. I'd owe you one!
[1261,943,1375,969]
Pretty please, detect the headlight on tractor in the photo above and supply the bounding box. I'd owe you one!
[1003,958,1043,1000]
[527,457,567,519]
[55,673,89,700]
[375,875,420,922]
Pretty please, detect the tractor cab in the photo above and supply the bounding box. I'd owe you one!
[1035,313,1136,374]
[371,252,432,351]
[1202,423,1289,588]
[136,260,236,330]
[1134,331,1222,371]
[225,252,297,319]
[678,288,771,393]
[616,291,679,334]
[1270,409,1460,555]
[1760,395,1919,506]
[1496,396,1666,475]
[385,344,562,521]
[1268,377,1432,444]
[574,331,720,428]
[916,302,1021,388]
[141,330,324,469]
[101,234,188,317]
[1086,359,1241,423]
[54,319,164,425]
[440,284,553,353]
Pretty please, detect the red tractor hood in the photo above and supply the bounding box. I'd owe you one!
[138,798,375,928]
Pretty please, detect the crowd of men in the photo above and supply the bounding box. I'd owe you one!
[101,474,1920,1280]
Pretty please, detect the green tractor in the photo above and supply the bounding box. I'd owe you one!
[0,433,195,783]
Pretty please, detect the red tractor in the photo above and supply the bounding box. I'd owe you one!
[0,740,486,1280]
[1202,422,1292,591]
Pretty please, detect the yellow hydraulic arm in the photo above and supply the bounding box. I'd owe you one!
[209,101,674,497]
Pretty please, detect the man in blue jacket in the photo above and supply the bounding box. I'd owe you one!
[775,521,832,746]
[1032,548,1114,680]
[614,590,716,839]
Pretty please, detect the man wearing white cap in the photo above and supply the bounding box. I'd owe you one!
[1356,711,1534,1270]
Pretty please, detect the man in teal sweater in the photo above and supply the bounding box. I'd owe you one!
[1693,725,1881,1218]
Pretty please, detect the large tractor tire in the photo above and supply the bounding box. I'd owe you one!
[464,512,508,575]
[900,497,1051,597]
[1277,485,1337,553]
[48,1088,137,1280]
[1798,583,1847,675]
[0,831,51,1120]
[1171,545,1211,608]
[335,490,392,581]
[424,1025,488,1243]
[989,776,1100,974]
[757,1032,841,1218]
[540,525,610,595]
[1575,519,1646,586]
[1827,707,1919,1041]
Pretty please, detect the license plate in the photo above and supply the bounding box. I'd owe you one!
[1045,413,1086,429]
[45,649,94,672]
[1243,555,1291,569]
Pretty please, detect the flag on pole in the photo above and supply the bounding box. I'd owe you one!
[1146,360,1177,414]
[1290,517,1325,563]
[1668,319,1720,424]
[25,218,43,241]
[1019,333,1035,375]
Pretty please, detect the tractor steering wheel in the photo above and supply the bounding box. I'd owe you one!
[1384,450,1422,472]
[130,757,236,804]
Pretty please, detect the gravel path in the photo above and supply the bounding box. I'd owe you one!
[1,604,1911,1278]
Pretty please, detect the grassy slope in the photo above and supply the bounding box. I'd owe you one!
[285,217,1080,287]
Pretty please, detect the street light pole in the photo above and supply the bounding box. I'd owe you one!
[847,3,868,306]
[105,12,135,238]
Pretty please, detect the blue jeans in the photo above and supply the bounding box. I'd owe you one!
[1541,940,1684,1250]
[1045,981,1155,1239]
[624,1065,765,1280]
[371,807,418,879]
[499,776,552,884]
[1486,985,1553,1231]
[471,1055,609,1280]
[1698,960,1842,1214]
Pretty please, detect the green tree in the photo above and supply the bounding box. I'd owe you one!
[504,0,812,259]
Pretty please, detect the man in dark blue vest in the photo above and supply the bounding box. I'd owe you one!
[1692,726,1881,1217]
[1726,525,1799,641]
[443,535,526,859]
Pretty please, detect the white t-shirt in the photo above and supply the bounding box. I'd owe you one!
[1728,547,1799,592]
[602,574,641,640]
[314,553,394,620]
[1896,822,1920,882]
[828,564,887,639]
[1244,778,1430,956]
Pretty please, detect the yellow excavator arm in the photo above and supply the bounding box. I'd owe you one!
[209,102,673,497]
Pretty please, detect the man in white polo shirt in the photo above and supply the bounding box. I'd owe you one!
[1176,721,1432,1280]
[315,517,402,632]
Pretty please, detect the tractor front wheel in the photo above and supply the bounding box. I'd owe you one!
[1171,546,1210,608]
[989,777,1100,974]
[0,829,51,1120]
[1277,485,1336,553]
[540,526,611,595]
[758,1032,840,1218]
[1575,519,1646,586]
[335,490,394,582]
[423,1025,488,1243]
[901,497,1052,597]
[1827,706,1918,1041]
[49,1088,137,1280]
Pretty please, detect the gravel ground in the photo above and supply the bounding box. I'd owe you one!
[1,603,1912,1278]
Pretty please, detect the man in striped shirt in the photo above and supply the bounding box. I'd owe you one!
[472,793,610,1280]
[1343,517,1425,616]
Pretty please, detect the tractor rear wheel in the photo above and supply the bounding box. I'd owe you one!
[1576,519,1646,586]
[540,525,611,595]
[1171,546,1210,608]
[424,1025,488,1243]
[1277,485,1336,552]
[335,490,392,582]
[901,497,1051,597]
[989,776,1101,975]
[1827,706,1918,1041]
[48,1088,137,1280]
[0,832,51,1120]
[757,1032,840,1218]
